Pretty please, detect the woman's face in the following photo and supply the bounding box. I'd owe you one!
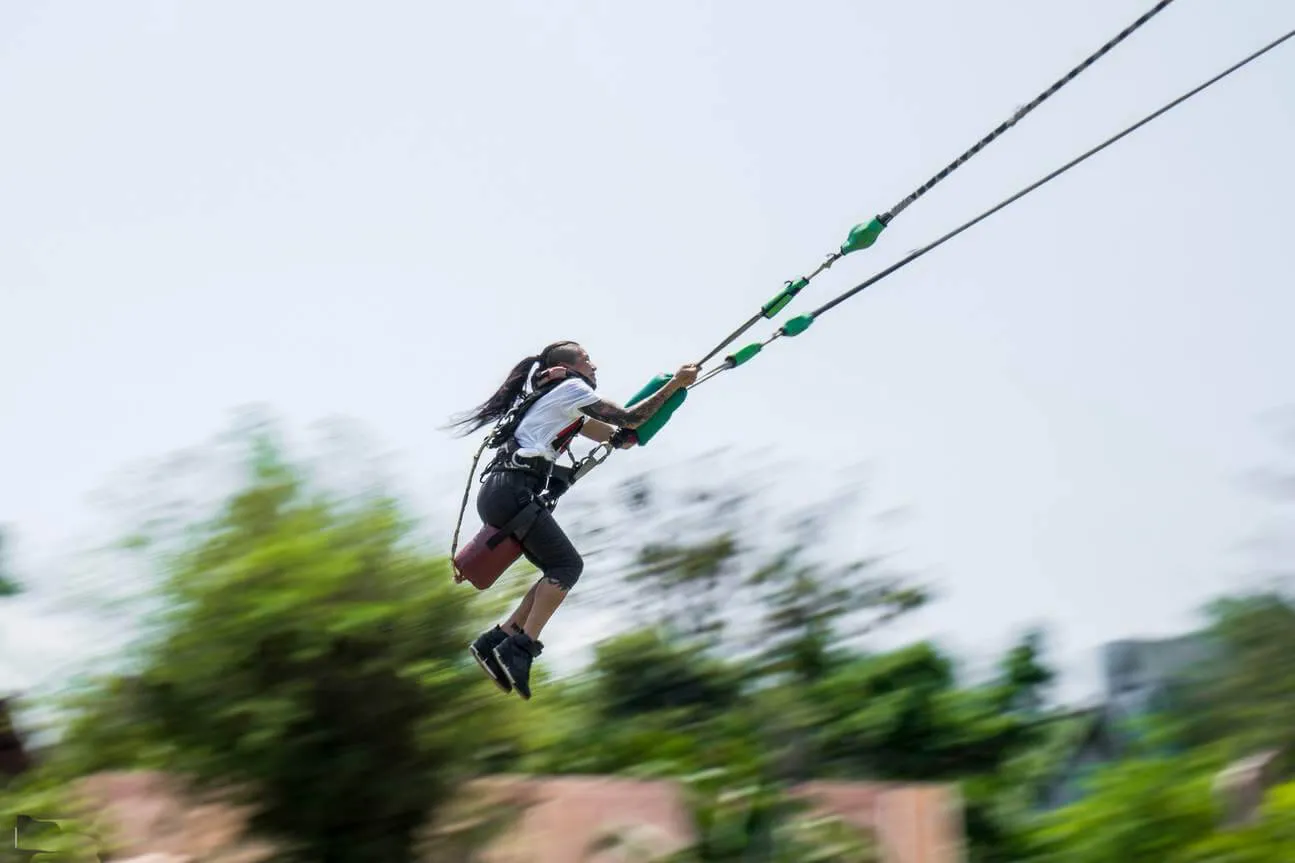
[565,344,598,387]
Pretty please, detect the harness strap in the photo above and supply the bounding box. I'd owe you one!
[552,417,584,456]
[484,497,548,550]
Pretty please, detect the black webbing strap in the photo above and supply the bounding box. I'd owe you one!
[484,496,548,550]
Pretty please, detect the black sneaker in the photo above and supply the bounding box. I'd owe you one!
[493,632,544,700]
[470,625,513,693]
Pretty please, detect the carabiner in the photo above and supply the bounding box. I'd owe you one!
[572,442,614,481]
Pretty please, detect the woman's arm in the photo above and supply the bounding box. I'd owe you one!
[581,420,639,450]
[577,364,699,429]
[578,419,616,443]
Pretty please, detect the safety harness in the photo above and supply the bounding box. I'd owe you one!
[449,367,620,578]
[488,377,576,458]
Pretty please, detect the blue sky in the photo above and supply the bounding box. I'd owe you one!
[3,0,1294,706]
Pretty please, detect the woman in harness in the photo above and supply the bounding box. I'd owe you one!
[449,341,699,698]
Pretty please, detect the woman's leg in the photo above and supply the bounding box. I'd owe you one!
[468,472,538,692]
[469,470,584,698]
[475,472,578,631]
[510,505,584,639]
[490,503,583,699]
[502,577,541,632]
[521,581,567,641]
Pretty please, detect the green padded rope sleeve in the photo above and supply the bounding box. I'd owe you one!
[625,373,670,407]
[761,278,809,319]
[624,373,688,445]
[841,217,887,255]
[781,314,815,337]
[726,343,762,367]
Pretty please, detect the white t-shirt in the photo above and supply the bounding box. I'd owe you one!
[513,378,600,461]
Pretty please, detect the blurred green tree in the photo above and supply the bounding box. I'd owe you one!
[51,417,524,862]
[0,528,20,598]
[1028,755,1214,861]
[1179,780,1295,863]
[1169,591,1295,768]
[1025,754,1295,863]
[996,627,1056,715]
[577,459,931,684]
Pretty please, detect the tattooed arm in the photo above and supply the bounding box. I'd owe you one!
[578,364,700,428]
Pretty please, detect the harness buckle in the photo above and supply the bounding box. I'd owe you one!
[571,442,613,482]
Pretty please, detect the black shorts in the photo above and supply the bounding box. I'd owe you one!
[476,468,584,589]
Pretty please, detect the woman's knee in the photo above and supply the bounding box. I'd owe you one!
[520,508,584,589]
[544,549,583,590]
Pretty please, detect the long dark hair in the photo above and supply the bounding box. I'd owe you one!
[447,341,579,436]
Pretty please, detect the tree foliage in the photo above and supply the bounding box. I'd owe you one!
[47,422,523,862]
[581,461,932,687]
[0,527,19,598]
[1027,754,1220,862]
[1170,590,1295,766]
[11,412,1295,862]
[1026,756,1295,863]
[997,628,1056,714]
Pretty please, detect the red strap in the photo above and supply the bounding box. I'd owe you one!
[552,418,584,453]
